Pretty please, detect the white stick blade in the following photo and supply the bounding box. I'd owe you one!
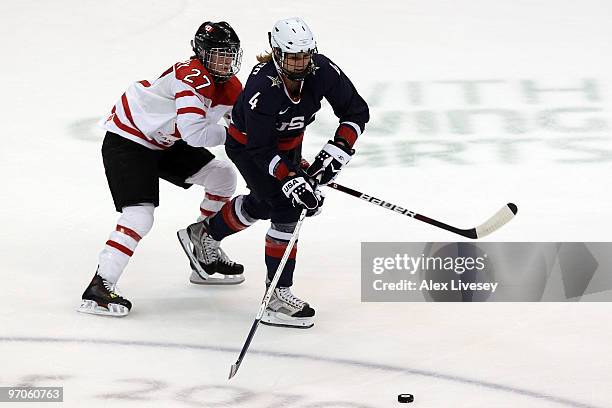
[475,203,518,238]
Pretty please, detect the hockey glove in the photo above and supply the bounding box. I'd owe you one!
[306,140,354,185]
[306,187,325,217]
[281,174,321,212]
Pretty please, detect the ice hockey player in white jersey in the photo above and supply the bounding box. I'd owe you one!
[78,21,245,318]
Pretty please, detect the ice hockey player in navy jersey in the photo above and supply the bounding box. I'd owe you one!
[78,21,245,317]
[181,17,369,328]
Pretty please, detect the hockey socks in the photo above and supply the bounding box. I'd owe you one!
[208,195,257,240]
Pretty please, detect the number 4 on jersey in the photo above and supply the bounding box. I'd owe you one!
[249,92,261,110]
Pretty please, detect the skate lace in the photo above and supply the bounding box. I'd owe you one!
[203,235,220,262]
[217,247,235,265]
[102,279,124,299]
[276,287,305,309]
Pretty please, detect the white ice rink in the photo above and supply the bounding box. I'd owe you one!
[1,1,611,407]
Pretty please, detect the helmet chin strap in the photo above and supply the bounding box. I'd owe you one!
[272,51,312,82]
[275,66,304,103]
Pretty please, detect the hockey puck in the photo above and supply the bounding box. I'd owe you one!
[398,393,414,403]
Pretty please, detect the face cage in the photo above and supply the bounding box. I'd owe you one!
[201,47,242,82]
[273,48,317,81]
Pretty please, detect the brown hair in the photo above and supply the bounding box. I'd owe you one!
[256,51,273,63]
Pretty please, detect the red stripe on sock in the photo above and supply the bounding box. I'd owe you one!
[205,192,231,202]
[116,225,142,242]
[200,208,215,217]
[265,238,297,259]
[106,240,134,257]
[220,200,248,232]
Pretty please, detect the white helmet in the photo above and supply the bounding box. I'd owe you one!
[269,17,317,81]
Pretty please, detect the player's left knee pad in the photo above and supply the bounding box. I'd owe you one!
[187,159,237,197]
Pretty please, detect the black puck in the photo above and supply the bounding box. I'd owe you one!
[398,393,414,403]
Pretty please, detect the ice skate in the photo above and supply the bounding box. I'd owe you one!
[177,220,245,285]
[261,286,315,328]
[77,272,131,317]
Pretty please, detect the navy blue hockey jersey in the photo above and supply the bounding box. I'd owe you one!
[227,53,369,180]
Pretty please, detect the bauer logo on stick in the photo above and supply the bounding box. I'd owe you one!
[329,183,517,239]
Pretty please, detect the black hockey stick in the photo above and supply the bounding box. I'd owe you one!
[228,208,309,380]
[327,182,517,239]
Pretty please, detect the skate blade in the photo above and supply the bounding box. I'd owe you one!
[189,270,245,285]
[260,310,314,329]
[177,229,211,281]
[77,300,129,317]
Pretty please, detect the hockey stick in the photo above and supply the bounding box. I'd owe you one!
[327,182,517,239]
[228,208,309,380]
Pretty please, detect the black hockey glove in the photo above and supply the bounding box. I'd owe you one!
[306,187,325,217]
[306,140,354,185]
[281,174,322,213]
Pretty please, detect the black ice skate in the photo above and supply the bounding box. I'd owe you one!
[77,272,132,317]
[261,286,315,329]
[177,220,244,285]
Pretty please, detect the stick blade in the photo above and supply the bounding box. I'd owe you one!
[228,362,241,380]
[507,202,518,215]
[474,203,518,238]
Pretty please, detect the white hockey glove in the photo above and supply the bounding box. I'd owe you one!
[306,140,354,185]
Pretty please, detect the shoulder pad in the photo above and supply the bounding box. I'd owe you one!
[250,62,270,77]
[213,76,243,107]
[243,72,284,115]
[313,54,341,77]
[174,58,215,97]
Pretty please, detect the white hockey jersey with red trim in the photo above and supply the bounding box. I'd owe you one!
[102,58,242,150]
